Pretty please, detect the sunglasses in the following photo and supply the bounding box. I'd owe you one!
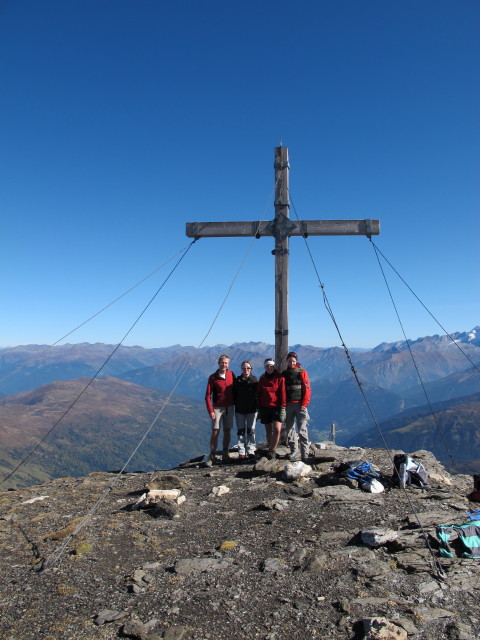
[242,366,252,369]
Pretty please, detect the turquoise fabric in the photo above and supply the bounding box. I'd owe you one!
[436,523,480,559]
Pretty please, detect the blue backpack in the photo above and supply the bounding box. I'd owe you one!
[338,460,381,481]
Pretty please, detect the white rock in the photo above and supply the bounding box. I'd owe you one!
[361,527,399,547]
[22,495,49,504]
[146,489,181,501]
[210,485,230,497]
[282,461,312,481]
[131,488,183,510]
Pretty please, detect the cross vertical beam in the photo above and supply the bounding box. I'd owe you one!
[186,147,380,370]
[274,146,290,370]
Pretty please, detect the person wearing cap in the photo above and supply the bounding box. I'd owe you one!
[256,358,286,460]
[233,361,258,460]
[205,354,235,464]
[282,351,311,462]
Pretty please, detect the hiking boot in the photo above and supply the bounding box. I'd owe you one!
[247,453,256,460]
[288,450,300,461]
[238,455,246,462]
[266,450,277,460]
[222,451,231,464]
[208,452,216,465]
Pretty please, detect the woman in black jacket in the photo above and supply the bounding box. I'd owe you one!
[234,361,258,460]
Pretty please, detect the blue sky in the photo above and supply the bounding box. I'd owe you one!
[1,0,479,350]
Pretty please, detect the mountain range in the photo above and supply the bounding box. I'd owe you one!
[1,326,480,486]
[0,376,209,488]
[348,390,480,464]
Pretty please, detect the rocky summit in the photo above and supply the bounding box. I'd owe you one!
[1,445,479,640]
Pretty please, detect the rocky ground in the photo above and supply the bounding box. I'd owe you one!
[0,444,479,640]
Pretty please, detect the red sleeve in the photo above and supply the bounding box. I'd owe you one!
[300,369,311,407]
[205,375,214,414]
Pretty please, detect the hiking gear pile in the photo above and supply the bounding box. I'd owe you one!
[393,454,429,489]
[336,460,390,492]
[336,454,431,493]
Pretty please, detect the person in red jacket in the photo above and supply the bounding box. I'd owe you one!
[282,351,311,462]
[257,358,286,460]
[205,354,235,464]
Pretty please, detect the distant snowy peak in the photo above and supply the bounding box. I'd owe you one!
[468,327,479,342]
[452,326,480,347]
[371,326,480,353]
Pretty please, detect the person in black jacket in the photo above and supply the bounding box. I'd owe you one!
[234,361,258,460]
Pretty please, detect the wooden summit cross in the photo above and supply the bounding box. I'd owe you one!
[186,146,380,371]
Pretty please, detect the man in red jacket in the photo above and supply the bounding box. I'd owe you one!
[205,354,235,464]
[282,351,311,462]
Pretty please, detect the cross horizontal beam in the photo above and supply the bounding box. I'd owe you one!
[186,219,380,239]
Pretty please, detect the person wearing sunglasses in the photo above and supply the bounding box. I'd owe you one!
[256,358,286,460]
[233,361,258,461]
